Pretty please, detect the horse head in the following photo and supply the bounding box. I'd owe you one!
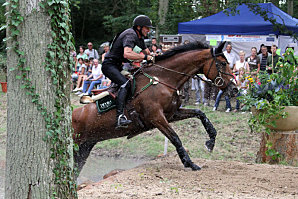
[203,42,238,97]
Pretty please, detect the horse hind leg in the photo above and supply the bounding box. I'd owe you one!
[151,112,201,170]
[169,108,217,152]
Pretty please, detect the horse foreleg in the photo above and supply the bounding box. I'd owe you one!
[169,108,217,152]
[74,140,97,177]
[152,111,201,170]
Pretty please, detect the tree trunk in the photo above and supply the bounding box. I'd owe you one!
[287,0,293,16]
[256,131,297,166]
[5,1,75,198]
[156,0,169,40]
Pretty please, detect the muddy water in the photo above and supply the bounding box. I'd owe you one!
[77,155,144,184]
[0,151,144,199]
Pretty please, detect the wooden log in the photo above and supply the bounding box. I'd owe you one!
[256,130,297,166]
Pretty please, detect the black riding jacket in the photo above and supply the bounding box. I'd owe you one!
[105,28,146,67]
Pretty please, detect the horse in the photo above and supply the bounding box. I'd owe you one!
[72,41,238,175]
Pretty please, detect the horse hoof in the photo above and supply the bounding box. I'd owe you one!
[205,140,214,152]
[191,164,201,171]
[184,162,201,171]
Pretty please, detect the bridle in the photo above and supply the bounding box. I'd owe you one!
[133,48,235,97]
[204,48,235,88]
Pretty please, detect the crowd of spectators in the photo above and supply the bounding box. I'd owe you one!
[71,41,111,96]
[188,42,285,113]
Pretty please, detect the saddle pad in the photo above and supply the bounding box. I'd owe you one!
[96,94,116,114]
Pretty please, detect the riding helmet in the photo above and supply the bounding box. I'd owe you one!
[133,15,153,28]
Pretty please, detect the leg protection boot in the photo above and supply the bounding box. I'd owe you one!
[115,86,132,129]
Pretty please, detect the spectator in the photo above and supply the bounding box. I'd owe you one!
[192,74,205,105]
[150,37,162,51]
[79,59,103,96]
[76,46,88,72]
[266,45,281,74]
[84,59,92,76]
[246,47,260,76]
[85,42,99,60]
[150,44,159,56]
[213,90,232,112]
[258,45,271,72]
[223,43,237,71]
[101,43,110,62]
[234,50,249,76]
[213,43,236,112]
[73,57,87,93]
[234,68,248,112]
[203,80,218,106]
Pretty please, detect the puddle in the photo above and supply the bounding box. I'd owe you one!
[77,155,144,184]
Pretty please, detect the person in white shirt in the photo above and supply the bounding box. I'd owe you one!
[234,50,250,76]
[223,43,236,71]
[79,59,103,96]
[84,42,99,60]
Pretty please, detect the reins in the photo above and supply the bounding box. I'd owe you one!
[131,48,234,98]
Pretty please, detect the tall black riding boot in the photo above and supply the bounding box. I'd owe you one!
[115,87,132,129]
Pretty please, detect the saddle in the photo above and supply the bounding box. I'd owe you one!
[79,70,134,113]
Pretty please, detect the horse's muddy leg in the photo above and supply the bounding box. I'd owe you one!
[169,108,217,152]
[151,112,201,171]
[74,140,97,177]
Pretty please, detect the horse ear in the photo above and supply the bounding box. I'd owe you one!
[215,41,226,54]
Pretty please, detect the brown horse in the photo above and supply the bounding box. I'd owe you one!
[72,41,237,174]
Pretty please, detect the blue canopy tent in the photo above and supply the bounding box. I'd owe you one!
[178,3,298,35]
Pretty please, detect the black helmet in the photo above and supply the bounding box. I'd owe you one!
[133,15,153,28]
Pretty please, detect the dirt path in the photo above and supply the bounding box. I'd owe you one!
[78,153,298,199]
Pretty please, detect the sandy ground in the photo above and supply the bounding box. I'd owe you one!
[78,153,298,199]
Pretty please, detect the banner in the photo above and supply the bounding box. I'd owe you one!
[206,35,277,43]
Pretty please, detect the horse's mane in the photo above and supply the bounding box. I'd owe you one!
[155,41,210,62]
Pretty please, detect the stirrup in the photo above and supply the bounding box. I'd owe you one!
[116,114,132,129]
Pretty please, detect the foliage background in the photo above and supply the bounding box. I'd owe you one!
[0,0,297,53]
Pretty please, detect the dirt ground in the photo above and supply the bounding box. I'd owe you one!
[78,153,298,199]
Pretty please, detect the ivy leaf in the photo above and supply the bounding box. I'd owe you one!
[47,0,55,6]
[2,2,10,6]
[48,51,55,58]
[3,37,12,42]
[16,75,21,79]
[16,49,24,56]
[0,25,7,31]
[11,29,20,36]
[38,2,45,9]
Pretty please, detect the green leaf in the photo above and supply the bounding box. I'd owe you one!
[39,2,45,9]
[3,37,11,42]
[0,25,7,31]
[16,75,21,79]
[16,49,25,56]
[2,2,10,6]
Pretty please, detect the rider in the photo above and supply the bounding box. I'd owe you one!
[102,15,154,129]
